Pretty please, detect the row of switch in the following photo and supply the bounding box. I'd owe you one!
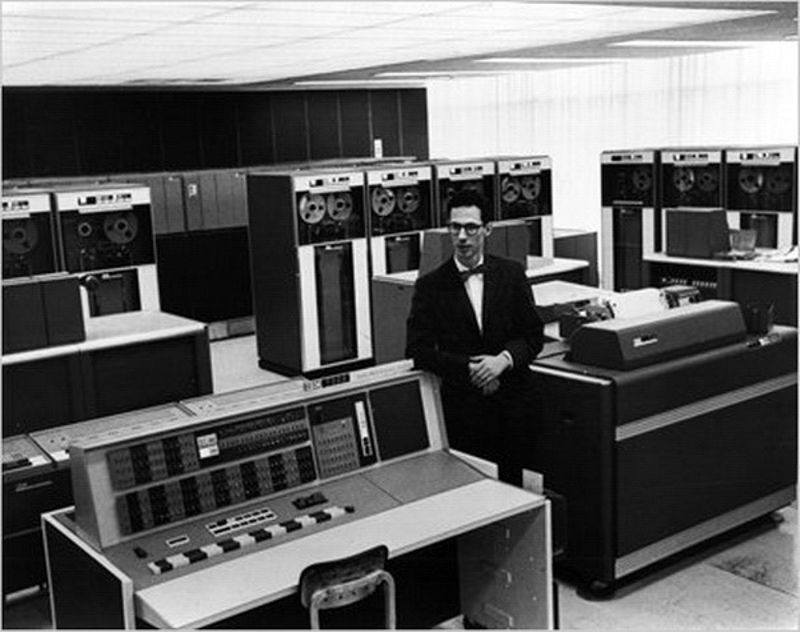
[206,505,277,537]
[116,446,318,535]
[147,505,354,575]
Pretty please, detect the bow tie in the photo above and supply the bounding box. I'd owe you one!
[459,263,486,282]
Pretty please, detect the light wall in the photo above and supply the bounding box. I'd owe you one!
[427,43,798,233]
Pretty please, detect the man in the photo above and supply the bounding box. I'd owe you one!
[406,189,544,485]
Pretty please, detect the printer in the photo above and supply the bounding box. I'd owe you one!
[529,300,797,595]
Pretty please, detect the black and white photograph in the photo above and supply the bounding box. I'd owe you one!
[1,0,797,629]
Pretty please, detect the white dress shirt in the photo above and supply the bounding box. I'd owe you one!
[454,256,514,370]
[454,256,484,332]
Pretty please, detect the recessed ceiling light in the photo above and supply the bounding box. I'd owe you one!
[609,39,784,48]
[473,57,627,64]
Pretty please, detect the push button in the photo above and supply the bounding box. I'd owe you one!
[218,539,241,552]
[292,491,327,510]
[185,549,208,563]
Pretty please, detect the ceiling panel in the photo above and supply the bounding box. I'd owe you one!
[1,0,794,87]
[2,1,244,21]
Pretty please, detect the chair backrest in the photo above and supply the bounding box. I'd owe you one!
[299,545,389,609]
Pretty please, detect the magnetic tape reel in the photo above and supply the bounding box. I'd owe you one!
[737,168,764,194]
[396,186,421,214]
[298,194,327,224]
[3,220,39,255]
[631,168,653,192]
[370,187,396,217]
[326,192,353,221]
[501,176,522,203]
[77,221,94,238]
[672,168,695,193]
[766,171,791,195]
[696,169,719,193]
[520,175,541,201]
[103,212,139,244]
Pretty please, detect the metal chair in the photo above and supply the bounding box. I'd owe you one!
[299,544,396,629]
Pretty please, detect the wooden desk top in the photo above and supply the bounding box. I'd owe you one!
[2,311,207,365]
[135,478,544,628]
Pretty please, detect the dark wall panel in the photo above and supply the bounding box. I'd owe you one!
[2,87,429,327]
[238,92,274,166]
[272,92,308,162]
[160,93,202,170]
[400,89,429,160]
[116,91,164,173]
[2,88,429,179]
[75,92,122,175]
[370,90,400,157]
[2,91,31,179]
[339,90,371,157]
[307,91,341,160]
[199,93,239,168]
[24,92,81,176]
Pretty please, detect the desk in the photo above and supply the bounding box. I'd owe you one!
[643,253,797,326]
[44,456,552,629]
[43,364,553,629]
[371,258,590,365]
[2,311,212,436]
[525,257,590,285]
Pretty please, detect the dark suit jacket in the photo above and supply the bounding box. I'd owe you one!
[405,254,544,394]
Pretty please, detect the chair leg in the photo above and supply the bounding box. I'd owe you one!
[309,593,324,629]
[381,573,397,629]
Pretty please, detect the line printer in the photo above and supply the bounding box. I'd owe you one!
[529,299,796,595]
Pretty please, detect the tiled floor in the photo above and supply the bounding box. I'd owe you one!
[557,505,798,629]
[5,334,798,629]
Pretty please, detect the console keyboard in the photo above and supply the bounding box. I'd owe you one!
[147,505,354,575]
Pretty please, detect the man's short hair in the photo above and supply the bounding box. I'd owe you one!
[448,189,492,224]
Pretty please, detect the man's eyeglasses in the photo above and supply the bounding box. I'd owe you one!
[448,222,483,236]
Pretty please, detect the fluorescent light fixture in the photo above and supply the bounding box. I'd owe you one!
[294,78,428,85]
[473,57,627,64]
[376,70,536,77]
[609,39,782,48]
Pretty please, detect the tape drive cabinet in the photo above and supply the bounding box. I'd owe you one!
[600,149,660,291]
[2,189,60,279]
[366,163,434,275]
[52,183,160,316]
[725,146,797,249]
[247,169,372,377]
[432,159,497,227]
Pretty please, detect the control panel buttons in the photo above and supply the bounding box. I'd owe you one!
[292,491,328,510]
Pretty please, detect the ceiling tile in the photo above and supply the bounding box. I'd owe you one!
[1,0,793,86]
